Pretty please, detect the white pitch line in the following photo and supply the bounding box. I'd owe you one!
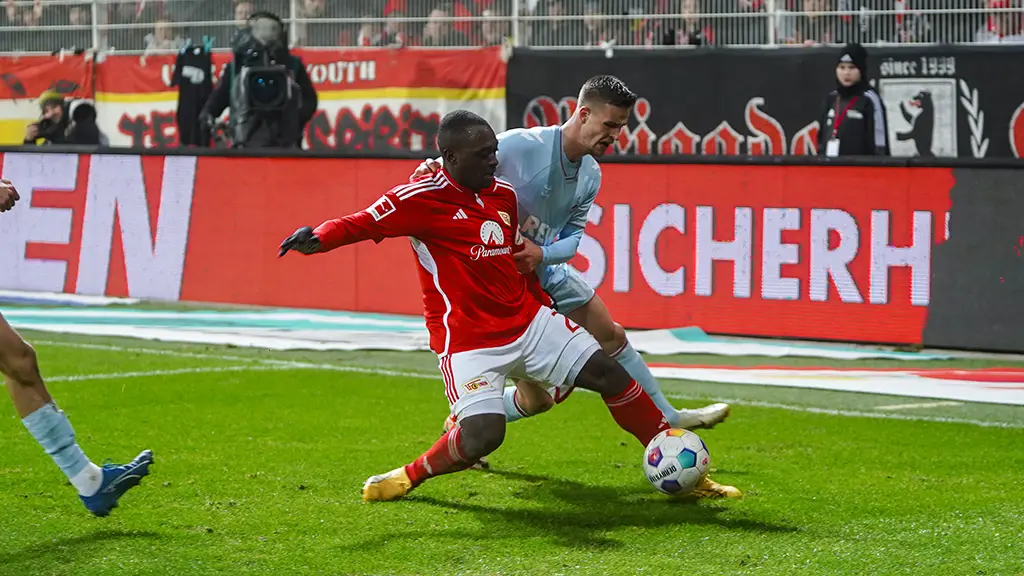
[665,393,1024,429]
[34,340,267,363]
[35,339,1024,429]
[875,401,965,411]
[46,364,290,383]
[35,339,438,380]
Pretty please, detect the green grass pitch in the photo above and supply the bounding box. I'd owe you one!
[1,331,1023,575]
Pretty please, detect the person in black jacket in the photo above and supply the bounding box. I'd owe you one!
[23,91,108,146]
[199,12,318,149]
[817,43,890,157]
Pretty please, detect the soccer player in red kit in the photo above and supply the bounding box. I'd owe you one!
[280,110,737,501]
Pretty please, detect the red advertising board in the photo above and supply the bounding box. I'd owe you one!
[0,48,507,148]
[0,152,953,345]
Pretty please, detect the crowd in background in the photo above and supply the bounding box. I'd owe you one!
[2,0,1022,52]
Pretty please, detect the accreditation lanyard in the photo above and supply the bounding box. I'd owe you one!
[832,96,859,138]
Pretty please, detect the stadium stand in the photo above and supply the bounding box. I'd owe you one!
[0,0,1021,52]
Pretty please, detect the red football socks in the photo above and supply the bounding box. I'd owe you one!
[404,426,472,487]
[603,379,671,446]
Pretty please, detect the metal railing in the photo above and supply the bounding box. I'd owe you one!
[2,0,1022,53]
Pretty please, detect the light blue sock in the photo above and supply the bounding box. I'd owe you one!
[503,387,529,423]
[613,341,680,426]
[22,403,91,480]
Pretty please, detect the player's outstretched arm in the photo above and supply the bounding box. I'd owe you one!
[279,190,427,257]
[278,226,321,256]
[0,178,20,212]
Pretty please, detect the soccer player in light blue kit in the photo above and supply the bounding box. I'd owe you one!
[417,77,736,497]
[0,178,153,516]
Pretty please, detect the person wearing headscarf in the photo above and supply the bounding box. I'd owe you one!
[817,43,890,156]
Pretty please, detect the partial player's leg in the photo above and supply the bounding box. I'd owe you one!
[0,313,153,516]
[524,308,741,499]
[504,379,554,422]
[363,350,513,502]
[556,268,729,430]
[442,377,552,469]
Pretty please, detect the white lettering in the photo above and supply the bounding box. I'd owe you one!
[469,245,512,260]
[306,60,376,85]
[638,203,685,297]
[870,210,931,306]
[76,155,197,300]
[0,153,78,292]
[613,204,631,293]
[761,208,801,300]
[695,206,752,298]
[809,209,862,303]
[576,204,606,289]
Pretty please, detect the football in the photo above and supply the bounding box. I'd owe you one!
[643,428,710,495]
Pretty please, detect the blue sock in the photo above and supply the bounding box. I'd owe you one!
[22,403,97,491]
[612,341,680,426]
[503,387,530,423]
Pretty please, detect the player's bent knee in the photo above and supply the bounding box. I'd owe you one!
[573,351,631,397]
[0,337,37,382]
[600,323,628,357]
[514,380,554,415]
[457,413,506,460]
[519,390,553,414]
[530,392,554,414]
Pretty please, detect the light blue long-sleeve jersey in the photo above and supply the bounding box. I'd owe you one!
[493,125,601,273]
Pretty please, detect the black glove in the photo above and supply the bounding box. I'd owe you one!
[278,226,320,256]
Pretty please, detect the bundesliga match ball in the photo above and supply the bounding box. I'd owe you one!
[643,428,710,495]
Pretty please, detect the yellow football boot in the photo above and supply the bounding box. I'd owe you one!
[692,476,743,499]
[361,467,415,502]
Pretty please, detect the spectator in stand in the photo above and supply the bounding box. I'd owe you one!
[63,5,92,51]
[793,0,836,43]
[378,9,408,45]
[580,0,608,45]
[615,0,657,46]
[891,0,936,43]
[144,18,185,51]
[976,0,1024,42]
[532,0,581,46]
[230,1,254,48]
[660,0,714,45]
[357,14,383,46]
[830,0,894,44]
[711,0,768,45]
[422,3,470,45]
[480,6,511,45]
[292,0,336,47]
[4,0,49,52]
[109,0,168,51]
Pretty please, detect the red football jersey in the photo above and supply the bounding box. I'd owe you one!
[313,169,546,356]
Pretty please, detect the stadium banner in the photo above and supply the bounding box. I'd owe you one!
[0,55,95,146]
[1,151,1022,352]
[506,46,1024,159]
[0,48,507,150]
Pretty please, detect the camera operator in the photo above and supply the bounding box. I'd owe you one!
[24,91,108,146]
[199,11,317,149]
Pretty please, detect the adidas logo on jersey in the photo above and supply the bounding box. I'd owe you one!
[453,209,468,220]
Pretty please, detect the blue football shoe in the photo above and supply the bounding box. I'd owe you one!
[79,449,154,517]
